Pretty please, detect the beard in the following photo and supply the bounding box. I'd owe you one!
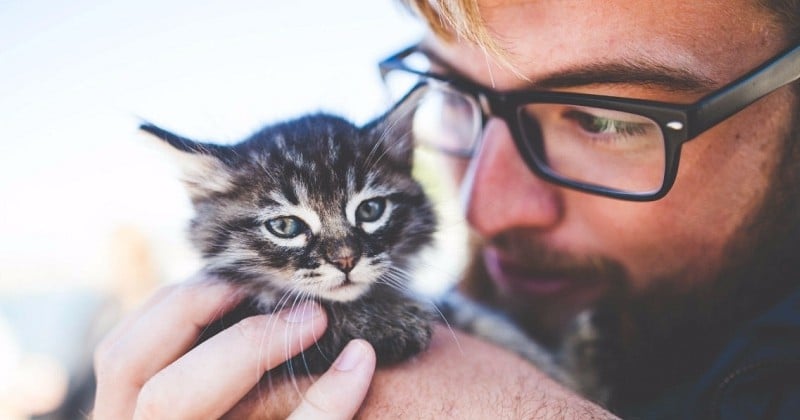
[458,105,800,409]
[595,99,800,408]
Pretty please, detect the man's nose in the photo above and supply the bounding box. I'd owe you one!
[462,118,563,237]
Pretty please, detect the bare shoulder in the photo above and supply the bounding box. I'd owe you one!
[358,325,618,419]
[222,325,617,419]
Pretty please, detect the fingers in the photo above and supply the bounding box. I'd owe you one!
[94,281,244,419]
[132,302,327,420]
[94,277,376,420]
[97,274,218,351]
[288,339,376,420]
[93,278,330,420]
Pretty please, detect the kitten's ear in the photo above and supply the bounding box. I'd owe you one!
[364,88,425,168]
[140,123,235,201]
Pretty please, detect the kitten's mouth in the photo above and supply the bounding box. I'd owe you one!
[322,277,369,302]
[331,276,356,291]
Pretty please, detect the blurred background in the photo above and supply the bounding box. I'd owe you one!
[0,1,468,418]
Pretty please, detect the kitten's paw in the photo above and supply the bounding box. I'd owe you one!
[367,303,433,365]
[330,298,434,367]
[281,298,434,374]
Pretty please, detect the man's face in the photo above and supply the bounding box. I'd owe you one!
[427,0,797,335]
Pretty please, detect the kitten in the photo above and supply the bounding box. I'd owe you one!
[142,100,582,393]
[142,100,436,372]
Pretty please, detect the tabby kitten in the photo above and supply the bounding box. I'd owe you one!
[142,101,436,372]
[143,101,583,394]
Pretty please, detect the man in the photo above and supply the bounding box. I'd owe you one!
[93,1,799,418]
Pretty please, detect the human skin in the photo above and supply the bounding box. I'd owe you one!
[93,0,797,418]
[326,0,793,415]
[92,279,613,419]
[225,325,615,419]
[92,280,376,420]
[435,0,795,332]
[231,0,793,418]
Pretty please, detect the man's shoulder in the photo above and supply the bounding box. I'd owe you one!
[693,286,800,420]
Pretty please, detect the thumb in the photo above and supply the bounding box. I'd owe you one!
[288,339,376,420]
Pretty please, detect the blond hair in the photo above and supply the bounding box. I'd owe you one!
[401,0,799,45]
[398,0,522,77]
[398,0,799,78]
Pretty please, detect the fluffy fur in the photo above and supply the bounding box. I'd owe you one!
[143,103,437,371]
[144,103,579,391]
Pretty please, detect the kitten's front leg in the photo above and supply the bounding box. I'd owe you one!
[298,285,434,373]
[337,286,434,366]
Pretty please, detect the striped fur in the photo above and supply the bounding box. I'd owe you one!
[143,109,437,369]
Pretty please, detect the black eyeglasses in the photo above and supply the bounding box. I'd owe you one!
[378,42,800,201]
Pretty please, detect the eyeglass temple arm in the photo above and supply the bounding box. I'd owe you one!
[688,43,800,138]
[379,43,463,79]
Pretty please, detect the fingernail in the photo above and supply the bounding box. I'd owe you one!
[333,340,367,372]
[280,302,323,323]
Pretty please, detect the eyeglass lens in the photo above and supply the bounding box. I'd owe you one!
[384,62,668,194]
[517,104,666,193]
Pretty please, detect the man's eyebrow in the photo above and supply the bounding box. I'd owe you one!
[418,43,717,94]
[530,60,718,94]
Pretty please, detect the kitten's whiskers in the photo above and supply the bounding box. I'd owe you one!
[384,266,464,356]
[257,289,296,412]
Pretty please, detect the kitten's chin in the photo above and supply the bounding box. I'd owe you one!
[318,281,371,302]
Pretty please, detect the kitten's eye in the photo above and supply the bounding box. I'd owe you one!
[356,197,387,223]
[265,216,307,238]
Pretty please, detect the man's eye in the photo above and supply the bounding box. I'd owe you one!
[265,216,306,238]
[356,197,387,223]
[564,110,649,136]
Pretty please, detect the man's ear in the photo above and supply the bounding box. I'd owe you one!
[363,87,426,169]
[140,122,234,202]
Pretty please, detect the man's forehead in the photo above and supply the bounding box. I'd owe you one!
[426,1,777,93]
[424,37,713,96]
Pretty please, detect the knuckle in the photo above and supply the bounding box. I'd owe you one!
[93,339,124,380]
[307,395,336,415]
[157,283,183,299]
[165,280,235,315]
[232,315,268,344]
[165,287,197,311]
[163,283,196,305]
[134,380,169,420]
[93,337,145,387]
[93,339,112,371]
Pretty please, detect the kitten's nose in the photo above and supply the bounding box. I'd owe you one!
[332,255,358,273]
[326,246,360,273]
[324,236,362,273]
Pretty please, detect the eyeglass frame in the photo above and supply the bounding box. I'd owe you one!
[378,42,800,201]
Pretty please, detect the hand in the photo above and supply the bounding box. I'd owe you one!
[92,278,376,419]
